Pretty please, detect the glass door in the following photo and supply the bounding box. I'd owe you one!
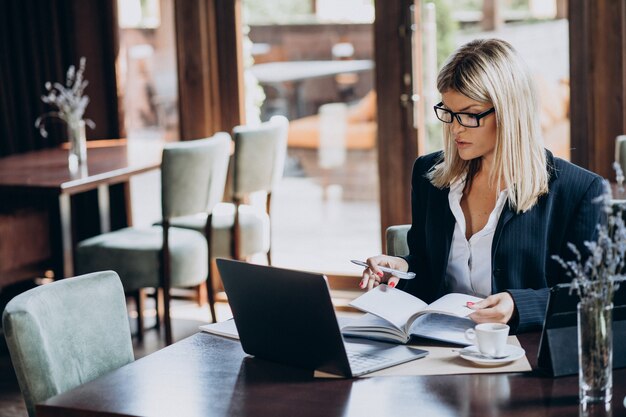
[242,0,381,278]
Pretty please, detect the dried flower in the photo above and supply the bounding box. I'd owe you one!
[552,179,625,301]
[614,161,625,193]
[35,57,95,138]
[552,174,622,404]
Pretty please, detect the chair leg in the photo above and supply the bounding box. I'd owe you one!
[163,289,172,345]
[162,221,173,345]
[134,289,145,342]
[155,288,163,328]
[206,267,217,323]
[196,282,208,306]
[232,200,241,260]
[267,192,272,266]
[205,214,216,323]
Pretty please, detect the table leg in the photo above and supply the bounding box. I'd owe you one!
[59,193,74,278]
[293,80,305,119]
[97,184,111,233]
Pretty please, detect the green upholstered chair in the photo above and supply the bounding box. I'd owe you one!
[2,271,134,417]
[76,133,231,345]
[170,115,288,264]
[386,224,410,257]
[226,115,288,263]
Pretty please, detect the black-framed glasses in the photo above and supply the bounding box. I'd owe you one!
[433,102,495,128]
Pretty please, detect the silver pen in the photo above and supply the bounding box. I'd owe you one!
[350,260,416,280]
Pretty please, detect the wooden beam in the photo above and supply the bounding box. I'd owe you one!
[482,0,503,32]
[374,0,419,245]
[556,0,568,19]
[174,0,219,140]
[174,0,244,140]
[215,0,245,130]
[569,0,626,180]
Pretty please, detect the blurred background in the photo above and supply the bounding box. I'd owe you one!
[119,0,570,276]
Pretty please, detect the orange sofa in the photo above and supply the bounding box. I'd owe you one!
[287,91,377,150]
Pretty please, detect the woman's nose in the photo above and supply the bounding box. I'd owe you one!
[450,117,466,134]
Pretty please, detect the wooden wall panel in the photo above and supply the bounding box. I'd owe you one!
[215,1,245,129]
[174,0,243,140]
[569,0,626,180]
[374,0,420,243]
[70,0,121,140]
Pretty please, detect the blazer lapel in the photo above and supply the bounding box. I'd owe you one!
[427,187,456,296]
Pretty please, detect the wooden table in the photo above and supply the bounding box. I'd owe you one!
[36,332,626,417]
[0,139,162,280]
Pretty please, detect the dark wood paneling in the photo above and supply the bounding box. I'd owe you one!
[175,0,243,139]
[569,0,626,180]
[70,0,121,140]
[374,0,419,244]
[216,0,244,130]
[174,0,218,140]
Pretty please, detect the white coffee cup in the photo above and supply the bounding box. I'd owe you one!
[464,323,510,357]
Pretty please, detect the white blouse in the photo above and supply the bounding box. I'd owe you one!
[446,177,508,297]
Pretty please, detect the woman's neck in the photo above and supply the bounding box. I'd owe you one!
[479,154,494,175]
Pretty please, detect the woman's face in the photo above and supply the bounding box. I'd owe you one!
[441,90,497,164]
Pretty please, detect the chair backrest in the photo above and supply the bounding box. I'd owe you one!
[2,271,134,417]
[161,132,231,219]
[232,115,289,199]
[385,224,411,257]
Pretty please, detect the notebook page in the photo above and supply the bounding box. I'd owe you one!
[408,313,475,345]
[423,293,483,317]
[349,285,428,329]
[199,319,239,339]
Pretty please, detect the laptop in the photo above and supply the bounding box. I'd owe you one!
[216,258,428,377]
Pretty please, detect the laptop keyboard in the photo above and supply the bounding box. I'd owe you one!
[347,351,391,373]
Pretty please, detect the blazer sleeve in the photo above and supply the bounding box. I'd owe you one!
[507,176,604,333]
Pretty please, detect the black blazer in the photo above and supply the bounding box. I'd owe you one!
[401,151,604,333]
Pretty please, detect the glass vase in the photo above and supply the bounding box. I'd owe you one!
[68,119,87,169]
[578,300,613,404]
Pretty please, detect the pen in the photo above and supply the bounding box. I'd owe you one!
[350,260,416,280]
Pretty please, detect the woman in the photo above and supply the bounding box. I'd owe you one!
[360,38,603,333]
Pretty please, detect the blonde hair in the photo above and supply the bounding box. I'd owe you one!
[429,38,548,213]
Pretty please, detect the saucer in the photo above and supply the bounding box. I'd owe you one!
[459,345,525,366]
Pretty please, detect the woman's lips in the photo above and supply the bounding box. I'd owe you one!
[455,139,471,148]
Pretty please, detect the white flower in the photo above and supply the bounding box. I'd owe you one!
[35,57,95,138]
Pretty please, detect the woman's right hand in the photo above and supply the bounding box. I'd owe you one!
[359,255,409,290]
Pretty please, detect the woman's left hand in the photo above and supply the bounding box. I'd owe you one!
[468,292,515,324]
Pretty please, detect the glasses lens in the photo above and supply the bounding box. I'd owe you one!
[435,107,452,123]
[458,114,479,128]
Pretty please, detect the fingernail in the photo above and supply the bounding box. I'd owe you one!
[389,282,396,288]
[466,302,474,307]
[359,281,365,289]
[377,272,384,277]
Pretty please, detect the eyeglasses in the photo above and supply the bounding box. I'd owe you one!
[433,102,495,128]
